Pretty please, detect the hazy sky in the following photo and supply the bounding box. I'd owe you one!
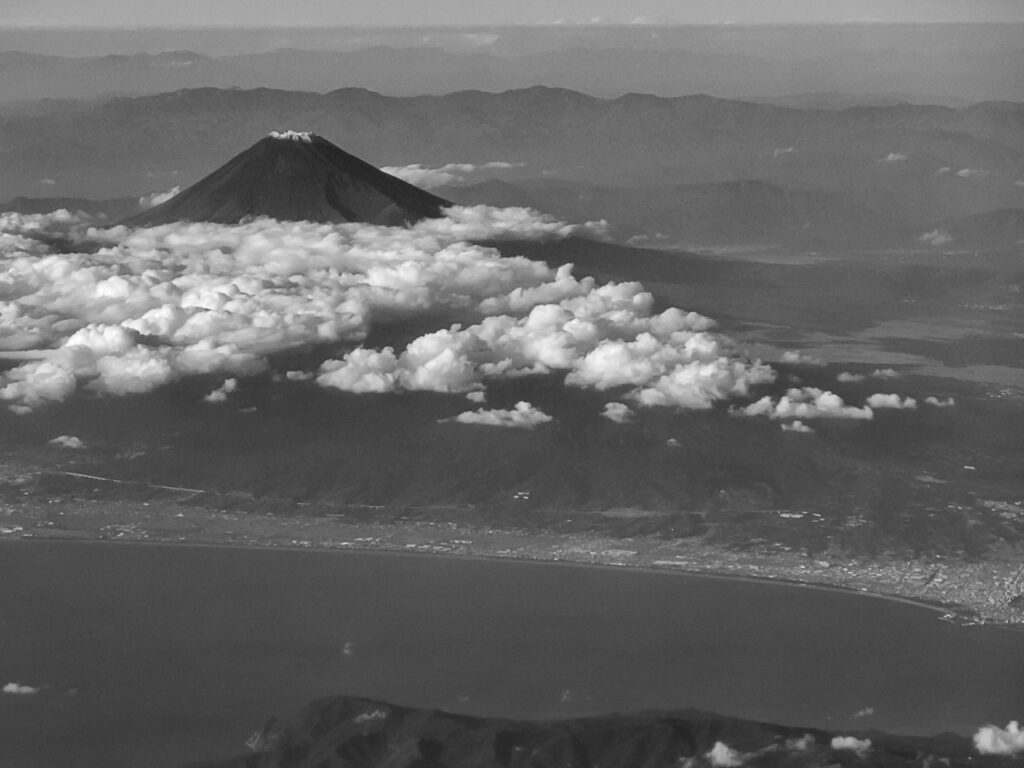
[4,0,1024,26]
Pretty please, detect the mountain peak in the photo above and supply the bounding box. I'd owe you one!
[268,129,315,143]
[123,132,449,228]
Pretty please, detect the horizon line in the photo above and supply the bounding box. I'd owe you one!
[3,21,1024,30]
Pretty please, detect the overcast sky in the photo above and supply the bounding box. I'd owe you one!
[4,0,1024,26]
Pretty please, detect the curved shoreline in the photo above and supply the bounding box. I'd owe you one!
[0,532,975,624]
[3,488,1021,627]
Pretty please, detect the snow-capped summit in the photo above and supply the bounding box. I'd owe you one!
[123,132,450,227]
[269,130,314,143]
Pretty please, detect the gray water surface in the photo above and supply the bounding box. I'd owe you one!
[1,541,1022,768]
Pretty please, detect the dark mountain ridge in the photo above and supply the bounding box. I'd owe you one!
[192,695,994,768]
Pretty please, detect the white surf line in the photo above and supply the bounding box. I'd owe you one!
[59,472,205,495]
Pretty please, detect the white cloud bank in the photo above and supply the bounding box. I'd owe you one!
[0,206,639,412]
[49,434,85,449]
[444,401,552,429]
[204,378,237,403]
[919,229,953,246]
[381,162,521,189]
[781,350,825,366]
[781,420,813,433]
[601,401,634,423]
[0,203,967,434]
[706,742,745,767]
[831,736,872,756]
[975,721,1024,755]
[865,393,917,410]
[737,388,873,421]
[3,682,40,695]
[139,186,181,209]
[5,204,941,423]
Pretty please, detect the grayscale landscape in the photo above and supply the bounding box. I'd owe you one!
[0,4,1022,767]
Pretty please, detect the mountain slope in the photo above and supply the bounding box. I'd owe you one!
[124,131,450,226]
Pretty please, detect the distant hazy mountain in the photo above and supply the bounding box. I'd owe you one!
[924,208,1024,248]
[441,178,906,247]
[2,86,1019,230]
[125,131,449,227]
[1,38,1022,104]
[745,92,975,110]
[194,695,993,768]
[0,194,141,220]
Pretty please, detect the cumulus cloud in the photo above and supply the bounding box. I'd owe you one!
[878,152,908,163]
[737,388,873,421]
[0,203,817,419]
[865,393,917,409]
[317,271,770,410]
[3,682,41,695]
[925,396,956,408]
[39,178,57,186]
[852,707,875,719]
[831,736,872,756]
[203,378,238,403]
[381,162,522,189]
[139,186,181,209]
[465,390,487,403]
[956,168,989,179]
[786,735,815,751]
[601,401,634,423]
[919,229,953,246]
[49,434,85,449]
[706,742,745,767]
[974,721,1024,755]
[781,420,813,433]
[773,147,796,159]
[0,206,611,411]
[443,401,552,429]
[871,368,899,379]
[781,350,825,366]
[837,371,865,383]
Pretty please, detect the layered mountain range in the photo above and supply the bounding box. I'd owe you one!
[1,87,1021,241]
[2,24,1024,104]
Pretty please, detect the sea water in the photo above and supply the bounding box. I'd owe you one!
[2,541,1022,767]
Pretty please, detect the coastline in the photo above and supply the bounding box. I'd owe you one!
[4,499,1021,627]
[0,532,947,613]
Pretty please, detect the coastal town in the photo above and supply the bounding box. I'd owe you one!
[3,465,1023,627]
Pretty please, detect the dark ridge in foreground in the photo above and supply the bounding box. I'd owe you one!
[124,131,450,227]
[193,696,993,768]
